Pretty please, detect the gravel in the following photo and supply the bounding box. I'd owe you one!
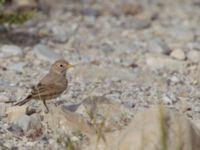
[1,0,200,149]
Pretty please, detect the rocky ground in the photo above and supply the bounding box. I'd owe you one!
[1,0,200,149]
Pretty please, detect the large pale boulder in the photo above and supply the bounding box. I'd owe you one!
[85,106,200,150]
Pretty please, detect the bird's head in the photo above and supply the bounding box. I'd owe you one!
[51,59,73,75]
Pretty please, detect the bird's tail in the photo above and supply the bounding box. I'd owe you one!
[14,95,32,106]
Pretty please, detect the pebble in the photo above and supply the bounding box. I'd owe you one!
[33,44,61,62]
[170,48,185,60]
[0,45,22,57]
[170,76,181,84]
[147,38,171,55]
[122,19,151,30]
[122,101,136,108]
[187,50,200,63]
[14,114,42,132]
[14,115,32,131]
[162,94,173,105]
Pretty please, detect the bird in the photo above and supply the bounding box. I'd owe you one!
[14,59,73,113]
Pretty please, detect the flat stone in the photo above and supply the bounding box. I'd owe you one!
[71,64,137,82]
[145,53,186,70]
[33,44,62,62]
[0,45,22,57]
[14,115,31,132]
[14,114,42,132]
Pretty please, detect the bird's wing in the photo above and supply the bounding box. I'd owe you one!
[31,83,65,100]
[38,72,54,85]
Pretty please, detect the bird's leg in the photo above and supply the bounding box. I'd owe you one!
[43,100,49,113]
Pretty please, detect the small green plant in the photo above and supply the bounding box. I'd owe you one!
[0,0,37,25]
[159,106,168,150]
[57,135,78,150]
[0,0,5,5]
[0,0,5,10]
[0,10,37,24]
[65,137,76,150]
[85,105,107,148]
[176,116,183,150]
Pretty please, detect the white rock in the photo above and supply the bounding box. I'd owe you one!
[170,48,185,60]
[170,76,180,84]
[14,115,31,131]
[6,106,27,122]
[162,94,173,105]
[33,44,62,62]
[1,45,22,56]
[14,114,42,131]
[187,50,200,63]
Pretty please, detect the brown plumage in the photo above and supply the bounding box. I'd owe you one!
[14,59,73,112]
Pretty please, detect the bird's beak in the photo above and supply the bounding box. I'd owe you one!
[66,64,74,69]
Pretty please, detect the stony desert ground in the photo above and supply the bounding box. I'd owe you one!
[1,0,200,149]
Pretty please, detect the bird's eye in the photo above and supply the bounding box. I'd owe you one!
[60,64,63,67]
